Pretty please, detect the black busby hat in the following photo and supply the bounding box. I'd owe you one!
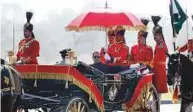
[151,16,163,35]
[24,12,33,32]
[138,18,149,38]
[151,16,161,26]
[59,48,71,55]
[141,18,149,26]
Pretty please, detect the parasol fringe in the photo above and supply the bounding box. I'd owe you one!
[65,25,146,32]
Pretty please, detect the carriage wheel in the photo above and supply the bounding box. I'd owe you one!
[16,108,28,112]
[52,97,89,112]
[134,84,160,112]
[65,97,89,112]
[185,102,193,112]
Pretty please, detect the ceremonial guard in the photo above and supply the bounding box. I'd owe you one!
[178,38,193,61]
[100,28,116,64]
[151,16,168,94]
[105,26,129,66]
[130,19,153,65]
[16,12,40,64]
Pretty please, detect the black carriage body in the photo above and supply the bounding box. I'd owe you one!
[14,62,158,112]
[74,62,156,111]
[15,64,100,111]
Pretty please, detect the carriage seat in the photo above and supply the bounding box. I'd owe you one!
[77,61,151,76]
[77,61,130,74]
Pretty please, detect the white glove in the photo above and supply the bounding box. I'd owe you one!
[104,53,111,61]
[142,69,150,74]
[130,63,140,68]
[16,60,23,64]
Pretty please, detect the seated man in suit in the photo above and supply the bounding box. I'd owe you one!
[92,51,100,64]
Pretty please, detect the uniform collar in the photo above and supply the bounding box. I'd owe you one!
[117,41,124,44]
[25,37,33,40]
[138,44,146,47]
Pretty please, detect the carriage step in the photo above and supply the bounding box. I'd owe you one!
[1,91,20,97]
[22,93,61,103]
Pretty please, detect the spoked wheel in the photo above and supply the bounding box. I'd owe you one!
[52,97,89,112]
[134,84,160,112]
[185,102,193,112]
[16,108,28,112]
[65,97,89,112]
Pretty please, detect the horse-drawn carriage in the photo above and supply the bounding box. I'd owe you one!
[1,58,160,112]
[1,9,163,112]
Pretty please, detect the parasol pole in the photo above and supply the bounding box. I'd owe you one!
[106,31,108,47]
[105,0,108,47]
[12,19,15,53]
[105,0,108,9]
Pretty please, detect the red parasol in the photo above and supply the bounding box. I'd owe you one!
[65,9,145,32]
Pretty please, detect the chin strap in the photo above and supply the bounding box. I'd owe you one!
[172,85,179,103]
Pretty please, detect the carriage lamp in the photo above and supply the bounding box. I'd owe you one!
[65,51,77,66]
[7,50,17,65]
[108,85,118,101]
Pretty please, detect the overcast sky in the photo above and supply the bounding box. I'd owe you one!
[1,0,193,64]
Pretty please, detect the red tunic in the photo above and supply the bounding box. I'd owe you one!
[107,43,129,66]
[130,44,153,64]
[100,44,114,64]
[151,42,168,93]
[17,37,40,64]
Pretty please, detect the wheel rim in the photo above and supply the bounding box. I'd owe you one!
[66,98,88,112]
[146,85,159,112]
[17,108,27,112]
[185,103,193,112]
[135,84,159,112]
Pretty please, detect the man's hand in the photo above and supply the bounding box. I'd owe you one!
[20,57,27,64]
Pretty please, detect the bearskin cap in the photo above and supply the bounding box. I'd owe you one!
[24,12,33,31]
[138,18,149,38]
[151,16,163,35]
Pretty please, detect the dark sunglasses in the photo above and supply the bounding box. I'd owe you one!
[94,56,100,59]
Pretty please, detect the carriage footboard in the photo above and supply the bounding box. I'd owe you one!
[22,93,61,103]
